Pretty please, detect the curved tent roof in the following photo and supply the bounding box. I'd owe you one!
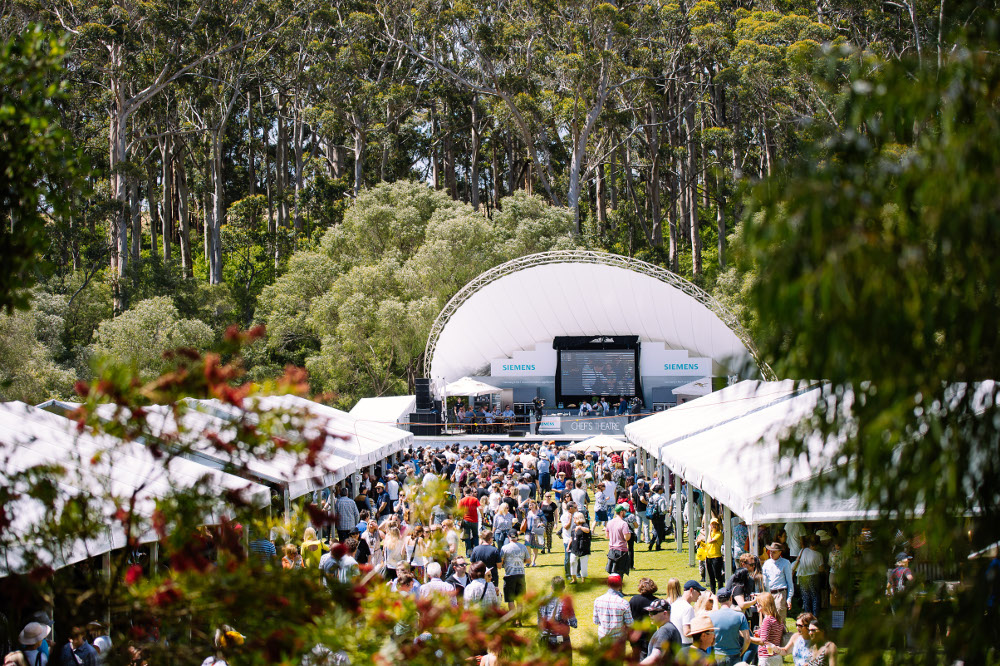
[199,394,412,469]
[627,381,867,523]
[626,380,808,460]
[350,395,416,428]
[426,251,765,384]
[0,402,270,575]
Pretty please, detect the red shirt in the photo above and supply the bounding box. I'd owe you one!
[459,495,480,523]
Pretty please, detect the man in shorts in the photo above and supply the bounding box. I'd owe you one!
[501,529,530,624]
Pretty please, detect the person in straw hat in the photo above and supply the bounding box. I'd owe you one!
[16,622,49,666]
[679,615,717,663]
[762,541,795,631]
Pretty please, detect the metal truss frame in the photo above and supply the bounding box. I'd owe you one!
[424,250,775,380]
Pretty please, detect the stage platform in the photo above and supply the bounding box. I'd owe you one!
[413,432,624,449]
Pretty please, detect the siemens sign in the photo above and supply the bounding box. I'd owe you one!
[639,345,711,377]
[501,364,536,371]
[664,363,701,371]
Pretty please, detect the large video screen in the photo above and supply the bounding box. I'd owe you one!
[560,350,636,396]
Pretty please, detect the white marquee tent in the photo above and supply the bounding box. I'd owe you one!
[349,395,417,428]
[626,379,806,458]
[94,401,359,500]
[199,394,413,469]
[0,401,271,575]
[650,384,867,524]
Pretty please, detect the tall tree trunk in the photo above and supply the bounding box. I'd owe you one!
[276,90,288,227]
[129,177,141,263]
[293,106,304,231]
[209,134,224,284]
[596,162,607,235]
[158,135,173,263]
[247,92,256,197]
[645,102,663,247]
[470,100,481,211]
[686,97,701,276]
[352,125,365,196]
[147,162,159,259]
[175,156,192,278]
[109,100,129,313]
[716,172,726,268]
[491,134,501,211]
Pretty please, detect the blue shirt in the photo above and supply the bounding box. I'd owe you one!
[61,642,97,666]
[249,538,276,565]
[710,606,749,656]
[762,555,795,597]
[538,458,550,474]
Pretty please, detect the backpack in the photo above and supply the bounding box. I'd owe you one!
[530,513,546,536]
[645,493,662,518]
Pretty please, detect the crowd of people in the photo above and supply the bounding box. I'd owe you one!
[7,440,850,664]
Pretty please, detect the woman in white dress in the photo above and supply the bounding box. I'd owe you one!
[403,524,428,582]
[382,523,404,581]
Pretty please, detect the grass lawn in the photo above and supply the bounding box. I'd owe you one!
[515,523,704,657]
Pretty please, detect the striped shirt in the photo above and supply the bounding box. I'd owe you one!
[592,589,633,641]
[463,579,500,608]
[336,496,360,531]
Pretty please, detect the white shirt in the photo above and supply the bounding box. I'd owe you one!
[670,596,695,645]
[783,521,805,557]
[795,547,824,577]
[561,510,583,543]
[387,479,399,501]
[570,487,587,509]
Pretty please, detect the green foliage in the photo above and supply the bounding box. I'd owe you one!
[742,20,1000,663]
[258,181,582,405]
[0,26,88,312]
[222,195,281,325]
[0,291,76,402]
[89,297,215,380]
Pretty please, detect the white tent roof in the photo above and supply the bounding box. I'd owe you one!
[635,383,870,523]
[95,401,358,499]
[566,434,633,452]
[626,380,807,460]
[0,402,270,574]
[672,377,713,397]
[198,394,412,470]
[350,395,416,427]
[428,252,756,383]
[444,377,501,397]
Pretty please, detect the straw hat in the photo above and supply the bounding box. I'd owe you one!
[687,615,714,637]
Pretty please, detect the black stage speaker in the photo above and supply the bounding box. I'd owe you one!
[408,411,442,436]
[508,430,527,438]
[415,378,432,409]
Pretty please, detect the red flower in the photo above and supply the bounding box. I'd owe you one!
[148,581,183,606]
[125,565,143,585]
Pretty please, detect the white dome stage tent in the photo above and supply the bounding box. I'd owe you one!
[426,250,767,382]
[424,251,773,419]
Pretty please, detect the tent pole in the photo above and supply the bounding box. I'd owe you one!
[687,482,695,567]
[675,472,684,554]
[284,489,291,524]
[723,505,733,581]
[102,552,112,627]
